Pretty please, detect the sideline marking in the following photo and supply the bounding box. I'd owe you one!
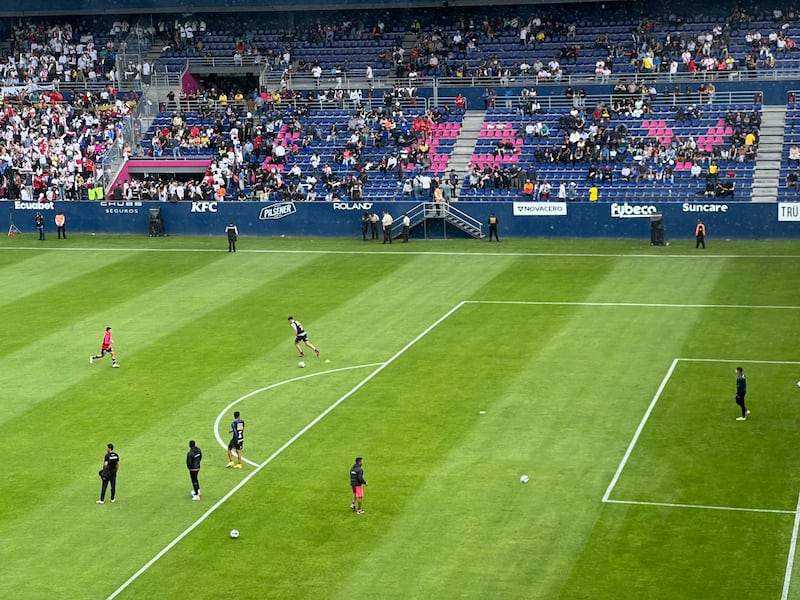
[213,363,385,467]
[106,303,466,599]
[3,245,800,260]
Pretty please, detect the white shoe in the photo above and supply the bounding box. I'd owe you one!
[192,494,200,501]
[89,356,94,364]
[96,500,104,504]
[111,499,116,503]
[112,363,120,368]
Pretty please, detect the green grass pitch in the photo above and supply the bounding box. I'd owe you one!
[2,234,800,599]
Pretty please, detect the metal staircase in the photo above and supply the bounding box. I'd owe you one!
[391,202,485,239]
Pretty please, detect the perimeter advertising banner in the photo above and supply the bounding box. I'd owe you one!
[3,200,800,240]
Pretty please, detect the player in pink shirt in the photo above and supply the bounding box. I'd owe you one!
[90,327,120,367]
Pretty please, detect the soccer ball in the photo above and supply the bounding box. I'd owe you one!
[797,381,800,388]
[230,529,239,539]
[520,475,530,484]
[298,361,306,368]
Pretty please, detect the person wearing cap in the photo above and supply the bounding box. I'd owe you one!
[187,440,203,500]
[349,457,367,514]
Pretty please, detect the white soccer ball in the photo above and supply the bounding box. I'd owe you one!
[230,529,239,539]
[520,475,530,484]
[298,361,306,368]
[797,381,800,388]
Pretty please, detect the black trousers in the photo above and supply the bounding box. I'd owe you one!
[696,234,705,248]
[402,225,409,242]
[228,238,236,252]
[100,475,117,501]
[736,394,747,417]
[383,225,392,243]
[489,225,499,241]
[57,225,66,239]
[189,470,200,495]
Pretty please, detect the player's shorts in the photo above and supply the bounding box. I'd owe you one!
[352,486,364,498]
[100,347,113,355]
[228,438,244,451]
[295,334,308,343]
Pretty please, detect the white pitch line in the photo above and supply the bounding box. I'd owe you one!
[212,363,385,467]
[678,358,800,366]
[782,491,800,600]
[4,245,800,260]
[602,358,679,503]
[604,498,796,515]
[107,304,465,599]
[467,300,800,310]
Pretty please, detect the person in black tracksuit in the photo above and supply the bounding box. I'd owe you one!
[97,444,119,504]
[735,367,749,421]
[187,440,203,499]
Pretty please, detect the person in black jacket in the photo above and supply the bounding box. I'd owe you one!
[361,211,370,241]
[225,222,238,252]
[187,440,203,500]
[735,367,750,421]
[35,212,45,240]
[97,443,120,504]
[349,456,367,514]
[488,213,499,241]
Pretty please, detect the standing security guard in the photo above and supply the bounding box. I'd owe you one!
[488,213,500,242]
[55,211,66,239]
[695,219,706,249]
[361,211,370,241]
[225,221,239,253]
[35,211,46,240]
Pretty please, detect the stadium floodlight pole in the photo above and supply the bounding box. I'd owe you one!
[8,206,21,237]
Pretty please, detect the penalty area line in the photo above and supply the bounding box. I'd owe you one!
[604,498,795,515]
[602,358,679,503]
[107,303,465,600]
[782,490,800,600]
